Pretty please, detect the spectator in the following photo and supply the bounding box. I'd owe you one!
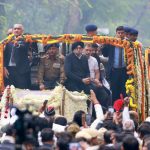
[0,125,15,150]
[73,110,86,128]
[138,122,150,140]
[56,132,72,150]
[52,116,67,133]
[65,123,80,138]
[39,128,54,150]
[122,135,139,150]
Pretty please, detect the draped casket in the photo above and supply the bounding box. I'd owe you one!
[0,85,88,125]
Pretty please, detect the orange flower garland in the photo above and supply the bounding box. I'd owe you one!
[0,34,146,120]
[0,44,4,94]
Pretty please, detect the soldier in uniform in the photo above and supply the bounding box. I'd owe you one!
[38,43,65,90]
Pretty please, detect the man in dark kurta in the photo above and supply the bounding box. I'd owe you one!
[64,42,93,94]
[65,42,111,118]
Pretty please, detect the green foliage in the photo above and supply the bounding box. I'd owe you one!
[0,0,150,47]
[0,16,7,39]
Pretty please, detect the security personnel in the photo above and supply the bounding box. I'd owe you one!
[124,26,132,40]
[129,29,139,42]
[85,24,98,37]
[38,43,65,90]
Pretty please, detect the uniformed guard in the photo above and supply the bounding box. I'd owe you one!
[38,43,65,90]
[85,24,98,37]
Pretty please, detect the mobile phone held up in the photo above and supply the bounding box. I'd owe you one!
[108,106,114,117]
[85,114,92,126]
[69,142,81,150]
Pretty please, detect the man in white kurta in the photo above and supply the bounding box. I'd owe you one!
[84,44,101,86]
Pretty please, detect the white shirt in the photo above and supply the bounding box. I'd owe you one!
[88,56,99,79]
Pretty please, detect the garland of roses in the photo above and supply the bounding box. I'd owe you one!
[0,85,13,121]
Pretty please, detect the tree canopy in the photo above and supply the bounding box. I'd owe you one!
[0,0,150,47]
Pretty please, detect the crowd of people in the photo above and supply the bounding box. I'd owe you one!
[1,23,145,150]
[0,89,150,150]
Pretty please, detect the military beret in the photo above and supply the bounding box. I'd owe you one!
[44,43,59,51]
[113,98,124,112]
[72,41,84,51]
[85,24,97,32]
[130,28,138,35]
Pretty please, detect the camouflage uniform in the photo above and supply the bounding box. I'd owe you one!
[38,55,65,89]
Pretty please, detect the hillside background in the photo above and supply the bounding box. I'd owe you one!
[0,0,150,48]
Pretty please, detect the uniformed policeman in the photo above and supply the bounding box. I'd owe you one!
[38,43,65,90]
[85,24,98,37]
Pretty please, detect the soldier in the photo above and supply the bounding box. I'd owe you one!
[38,43,65,90]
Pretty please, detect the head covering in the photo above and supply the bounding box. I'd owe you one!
[113,94,124,112]
[85,24,97,32]
[72,41,84,51]
[52,123,65,133]
[75,130,92,140]
[98,127,107,141]
[82,128,99,138]
[123,119,135,131]
[130,28,138,35]
[145,117,150,122]
[124,27,132,33]
[92,43,99,48]
[44,106,55,117]
[66,123,80,136]
[44,43,59,51]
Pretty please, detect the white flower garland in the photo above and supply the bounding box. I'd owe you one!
[0,85,13,126]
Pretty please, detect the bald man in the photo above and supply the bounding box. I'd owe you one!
[4,24,31,89]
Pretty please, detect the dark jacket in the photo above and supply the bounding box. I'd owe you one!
[38,143,54,150]
[4,40,30,74]
[64,53,90,92]
[0,141,15,150]
[65,53,90,83]
[102,44,115,78]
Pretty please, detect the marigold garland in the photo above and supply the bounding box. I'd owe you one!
[145,48,150,116]
[125,78,137,110]
[0,34,146,120]
[0,43,4,93]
